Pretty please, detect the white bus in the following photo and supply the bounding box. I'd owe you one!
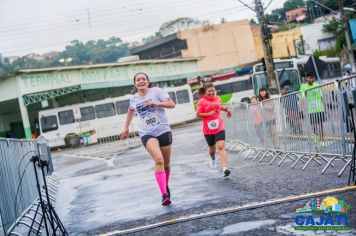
[192,75,254,104]
[39,84,196,148]
[251,56,342,95]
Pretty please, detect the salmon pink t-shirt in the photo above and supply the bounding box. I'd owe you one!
[197,95,225,135]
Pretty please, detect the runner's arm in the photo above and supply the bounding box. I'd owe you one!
[145,99,175,108]
[120,109,134,139]
[221,106,232,118]
[197,111,216,117]
[156,99,175,108]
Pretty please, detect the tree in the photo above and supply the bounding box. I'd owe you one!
[267,8,286,23]
[143,32,163,44]
[283,0,305,11]
[322,18,341,35]
[0,37,130,73]
[158,17,208,37]
[59,37,129,65]
[143,17,209,43]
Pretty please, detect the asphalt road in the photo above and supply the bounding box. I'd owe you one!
[52,121,356,235]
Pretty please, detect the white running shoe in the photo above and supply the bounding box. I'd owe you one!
[209,160,216,169]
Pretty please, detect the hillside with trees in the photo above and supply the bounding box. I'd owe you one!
[0,17,209,76]
[0,37,129,77]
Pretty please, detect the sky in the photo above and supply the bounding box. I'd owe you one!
[0,0,286,57]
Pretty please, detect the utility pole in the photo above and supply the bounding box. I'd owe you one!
[300,35,305,55]
[337,0,356,73]
[255,0,277,93]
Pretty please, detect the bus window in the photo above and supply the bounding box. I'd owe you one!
[176,90,189,104]
[216,84,233,95]
[95,103,116,118]
[116,100,130,115]
[231,80,252,93]
[58,110,75,125]
[40,115,58,133]
[80,106,95,121]
[168,92,177,104]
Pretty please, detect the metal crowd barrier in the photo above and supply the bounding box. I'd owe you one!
[0,136,56,235]
[224,78,356,178]
[96,122,138,144]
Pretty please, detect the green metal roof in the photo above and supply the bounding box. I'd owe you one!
[16,58,201,74]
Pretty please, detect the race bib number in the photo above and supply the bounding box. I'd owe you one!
[144,113,160,128]
[207,119,219,130]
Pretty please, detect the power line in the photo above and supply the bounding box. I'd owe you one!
[0,6,250,55]
[0,5,248,42]
[236,0,255,12]
[0,1,241,39]
[0,0,210,34]
[0,0,217,32]
[0,0,170,27]
[264,0,274,11]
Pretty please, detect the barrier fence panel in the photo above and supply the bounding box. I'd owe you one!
[97,122,138,144]
[280,91,304,152]
[224,79,356,176]
[0,137,52,235]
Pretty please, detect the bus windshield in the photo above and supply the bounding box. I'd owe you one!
[252,69,300,95]
[276,69,300,92]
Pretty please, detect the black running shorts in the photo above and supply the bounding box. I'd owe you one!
[141,131,172,148]
[204,130,225,147]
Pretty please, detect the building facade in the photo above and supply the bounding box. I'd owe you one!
[285,7,307,23]
[131,20,262,73]
[299,23,335,54]
[0,58,199,139]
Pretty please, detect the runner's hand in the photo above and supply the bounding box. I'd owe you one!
[226,109,232,119]
[119,127,129,140]
[144,100,157,107]
[208,110,216,116]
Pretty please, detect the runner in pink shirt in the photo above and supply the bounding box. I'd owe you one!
[197,82,232,177]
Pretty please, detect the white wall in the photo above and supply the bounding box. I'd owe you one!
[0,76,18,102]
[300,23,335,53]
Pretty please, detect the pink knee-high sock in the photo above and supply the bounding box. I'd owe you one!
[155,171,167,195]
[165,168,170,186]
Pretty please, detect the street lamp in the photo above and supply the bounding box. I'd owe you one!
[59,57,72,66]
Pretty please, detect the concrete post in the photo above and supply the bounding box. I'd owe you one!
[16,76,32,139]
